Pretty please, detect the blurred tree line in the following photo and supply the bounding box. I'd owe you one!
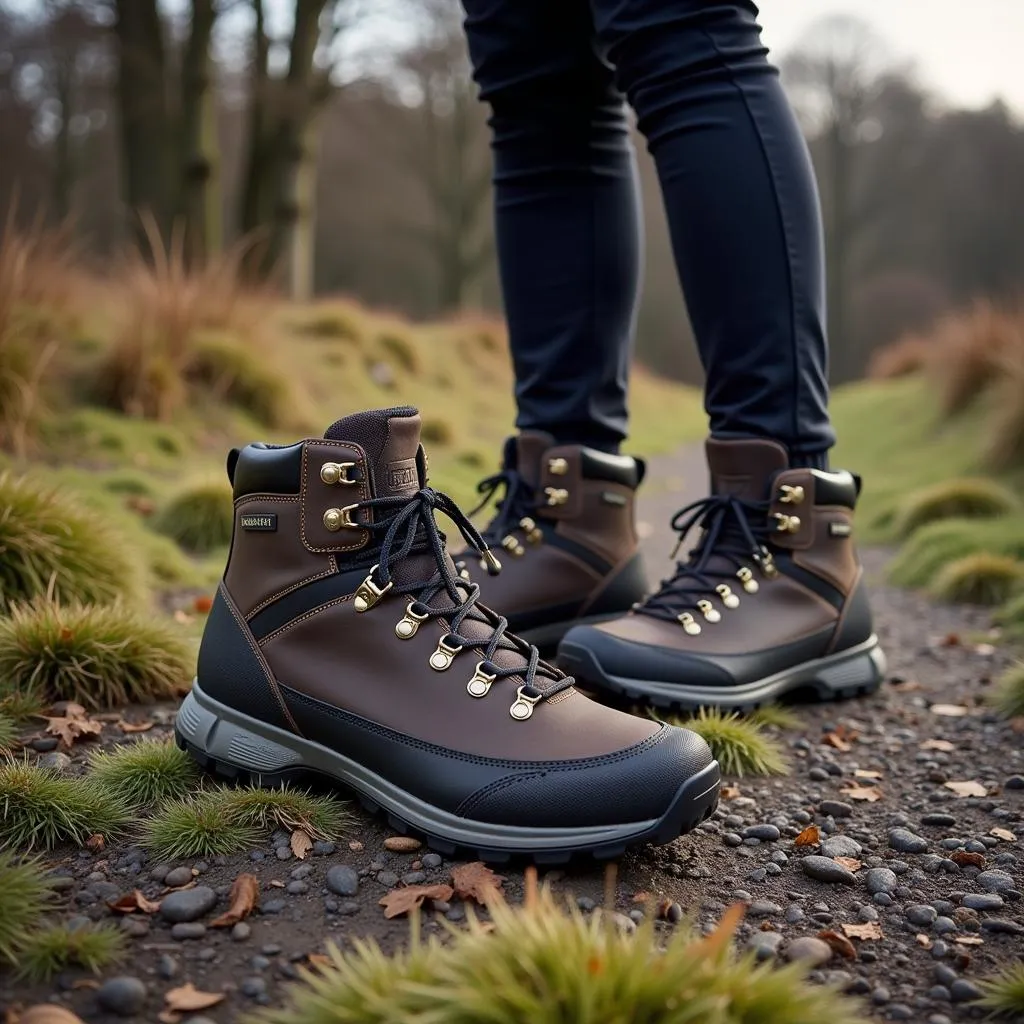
[1,2,1023,384]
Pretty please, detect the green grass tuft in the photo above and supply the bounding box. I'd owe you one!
[747,704,803,730]
[0,712,17,753]
[421,417,454,446]
[995,591,1024,637]
[217,785,349,842]
[888,517,1024,589]
[89,740,202,809]
[977,961,1024,1017]
[140,793,262,859]
[0,472,142,609]
[15,922,124,982]
[0,760,131,850]
[671,708,789,777]
[990,662,1024,719]
[256,885,867,1024]
[377,330,419,373]
[0,852,55,965]
[895,478,1020,538]
[929,553,1024,606]
[0,600,192,710]
[0,686,47,723]
[154,480,234,554]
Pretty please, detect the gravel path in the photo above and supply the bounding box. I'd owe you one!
[4,443,1023,1023]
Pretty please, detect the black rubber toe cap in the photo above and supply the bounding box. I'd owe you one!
[455,723,715,828]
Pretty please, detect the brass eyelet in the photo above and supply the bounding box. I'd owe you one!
[323,504,360,532]
[467,661,497,698]
[544,487,569,507]
[429,635,462,671]
[501,535,525,557]
[715,584,740,609]
[697,599,721,623]
[320,461,357,486]
[772,513,801,534]
[354,564,392,612]
[779,484,804,504]
[519,517,543,545]
[755,548,779,578]
[677,612,701,635]
[737,567,759,594]
[548,457,568,475]
[509,685,542,721]
[395,601,429,639]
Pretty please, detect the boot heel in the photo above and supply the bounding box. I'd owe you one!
[176,684,306,787]
[812,641,887,701]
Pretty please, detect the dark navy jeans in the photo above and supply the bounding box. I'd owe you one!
[461,0,833,466]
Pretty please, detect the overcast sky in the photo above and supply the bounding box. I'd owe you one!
[759,0,1024,113]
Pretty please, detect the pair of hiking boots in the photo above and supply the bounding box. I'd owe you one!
[175,406,885,862]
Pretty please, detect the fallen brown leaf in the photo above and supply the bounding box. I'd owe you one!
[209,874,259,928]
[954,936,984,946]
[383,836,422,853]
[834,857,862,872]
[45,703,102,749]
[117,719,154,734]
[944,780,987,798]
[306,953,333,972]
[817,930,857,959]
[17,1008,86,1024]
[290,830,312,860]
[268,879,285,888]
[164,984,226,1013]
[939,632,961,647]
[720,784,741,800]
[841,785,882,802]
[931,704,969,717]
[452,862,505,905]
[951,851,986,869]
[841,921,883,940]
[991,827,1017,842]
[349,840,364,851]
[379,883,454,919]
[632,891,651,904]
[107,890,161,915]
[193,595,213,614]
[854,769,882,779]
[921,739,955,752]
[794,824,822,847]
[822,731,851,752]
[916,933,933,948]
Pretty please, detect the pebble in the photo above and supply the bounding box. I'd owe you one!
[275,847,292,861]
[97,976,147,1016]
[819,800,853,818]
[325,865,360,896]
[338,901,360,916]
[286,881,308,895]
[949,979,983,1003]
[921,813,957,827]
[980,918,1024,934]
[747,931,784,960]
[171,922,207,941]
[743,824,781,842]
[906,904,938,926]
[260,899,286,915]
[160,887,217,922]
[723,833,743,847]
[889,828,929,854]
[422,853,443,869]
[801,855,857,885]
[377,871,400,888]
[961,893,1004,911]
[864,867,898,894]
[820,835,862,858]
[313,841,336,856]
[30,736,58,752]
[1004,775,1024,790]
[934,964,959,987]
[39,751,72,771]
[164,866,193,888]
[232,922,251,941]
[786,936,834,966]
[976,869,1015,893]
[157,955,179,979]
[785,905,805,923]
[240,977,268,999]
[933,917,957,934]
[748,900,782,917]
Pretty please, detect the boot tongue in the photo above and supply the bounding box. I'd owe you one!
[324,406,422,499]
[705,438,789,501]
[514,431,556,489]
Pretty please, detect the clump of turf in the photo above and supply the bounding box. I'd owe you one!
[154,481,234,554]
[747,704,802,730]
[140,793,263,859]
[0,713,17,753]
[0,600,192,710]
[89,740,201,809]
[256,880,867,1024]
[990,662,1024,719]
[0,852,55,965]
[0,472,142,608]
[218,785,349,842]
[995,592,1024,637]
[671,708,788,777]
[0,686,46,724]
[0,760,131,850]
[929,553,1024,606]
[16,922,124,982]
[977,961,1024,1017]
[421,417,454,446]
[377,330,419,373]
[895,478,1020,538]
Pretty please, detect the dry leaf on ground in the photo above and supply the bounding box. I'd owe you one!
[951,851,986,868]
[45,703,102,749]
[921,739,955,752]
[720,784,741,800]
[107,890,161,915]
[17,1007,86,1024]
[842,921,883,940]
[822,730,852,752]
[930,704,969,717]
[379,883,454,919]
[85,833,105,852]
[955,936,984,946]
[163,984,226,1013]
[835,857,862,872]
[817,930,857,959]
[305,953,333,972]
[209,873,259,928]
[452,862,505,905]
[854,769,882,779]
[290,830,312,860]
[841,785,882,802]
[991,827,1017,842]
[794,824,822,847]
[117,719,154,734]
[944,780,987,798]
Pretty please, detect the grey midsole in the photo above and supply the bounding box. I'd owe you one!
[177,682,717,850]
[574,636,886,706]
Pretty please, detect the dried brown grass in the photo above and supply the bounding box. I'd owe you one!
[985,332,1024,468]
[866,334,931,380]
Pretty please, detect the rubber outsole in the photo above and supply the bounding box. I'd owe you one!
[174,683,721,864]
[557,636,887,713]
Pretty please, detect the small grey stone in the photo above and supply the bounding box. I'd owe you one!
[874,892,893,906]
[748,900,783,917]
[377,870,399,887]
[821,835,862,858]
[97,977,147,1017]
[241,977,268,999]
[402,871,426,885]
[422,853,443,869]
[324,898,338,913]
[819,800,853,818]
[157,955,179,979]
[786,936,833,966]
[260,898,286,915]
[931,940,950,959]
[31,736,59,752]
[290,864,314,880]
[906,904,938,926]
[723,832,743,847]
[262,942,282,954]
[744,824,781,842]
[858,905,879,922]
[980,917,1024,934]
[313,841,336,856]
[1004,775,1024,790]
[232,922,252,941]
[275,846,292,861]
[864,867,898,894]
[785,904,805,923]
[802,856,857,885]
[922,813,957,827]
[39,751,72,771]
[160,887,217,923]
[888,828,929,854]
[338,900,361,915]
[164,866,193,888]
[745,867,768,883]
[747,931,784,960]
[932,899,956,916]
[889,1005,915,1019]
[808,767,830,782]
[120,917,149,938]
[326,865,359,897]
[976,869,1015,893]
[961,893,1004,911]
[872,986,891,1004]
[935,964,958,986]
[933,916,957,934]
[949,979,983,1003]
[286,881,308,895]
[577,896,596,912]
[171,922,207,941]
[48,875,75,892]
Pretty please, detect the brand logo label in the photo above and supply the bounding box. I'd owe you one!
[829,522,852,537]
[240,513,277,532]
[386,458,419,495]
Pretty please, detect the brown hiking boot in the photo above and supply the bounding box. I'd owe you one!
[457,432,648,649]
[558,438,886,711]
[175,407,719,860]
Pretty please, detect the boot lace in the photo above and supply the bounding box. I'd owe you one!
[638,493,775,629]
[470,468,540,545]
[349,486,573,718]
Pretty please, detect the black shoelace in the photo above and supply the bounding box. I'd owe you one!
[469,468,538,545]
[638,493,774,623]
[350,487,572,714]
